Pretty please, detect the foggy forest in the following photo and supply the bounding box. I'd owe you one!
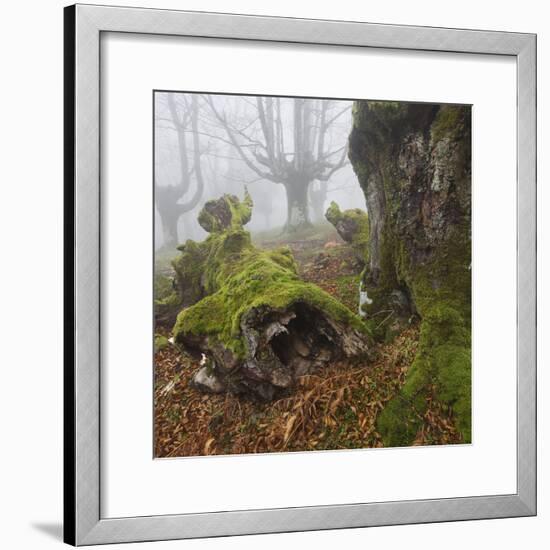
[153,92,472,457]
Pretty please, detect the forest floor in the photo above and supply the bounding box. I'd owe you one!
[154,224,461,457]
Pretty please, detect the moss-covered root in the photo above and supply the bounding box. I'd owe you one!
[198,188,253,233]
[155,190,255,328]
[377,304,471,446]
[154,272,181,327]
[154,239,208,327]
[173,212,372,402]
[325,201,370,262]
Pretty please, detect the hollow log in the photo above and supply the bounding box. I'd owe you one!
[172,192,371,401]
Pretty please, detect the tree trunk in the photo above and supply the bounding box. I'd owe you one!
[160,211,178,249]
[310,180,328,223]
[349,101,472,446]
[283,178,312,233]
[156,186,182,249]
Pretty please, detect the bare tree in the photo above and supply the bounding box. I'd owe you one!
[155,94,205,248]
[204,96,350,233]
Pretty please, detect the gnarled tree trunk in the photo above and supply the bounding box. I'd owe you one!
[349,101,472,446]
[205,96,350,236]
[171,192,371,401]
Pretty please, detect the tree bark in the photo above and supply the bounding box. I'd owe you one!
[349,101,472,445]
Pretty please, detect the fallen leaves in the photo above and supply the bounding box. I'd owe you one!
[204,437,216,454]
[283,414,297,446]
[412,385,462,446]
[154,238,462,458]
[152,323,457,458]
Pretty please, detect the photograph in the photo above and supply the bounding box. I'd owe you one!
[153,92,472,458]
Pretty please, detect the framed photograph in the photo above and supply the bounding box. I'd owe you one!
[64,3,536,545]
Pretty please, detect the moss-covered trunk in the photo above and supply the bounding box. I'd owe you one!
[348,101,472,445]
[171,192,371,401]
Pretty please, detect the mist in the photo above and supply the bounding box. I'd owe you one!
[154,92,366,250]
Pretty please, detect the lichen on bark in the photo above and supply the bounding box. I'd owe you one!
[348,101,472,445]
[172,191,371,402]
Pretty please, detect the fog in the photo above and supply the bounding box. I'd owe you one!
[154,92,366,249]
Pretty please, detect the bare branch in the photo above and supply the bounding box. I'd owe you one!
[167,94,190,191]
[205,96,278,182]
[317,144,349,181]
[175,95,204,213]
[324,105,352,128]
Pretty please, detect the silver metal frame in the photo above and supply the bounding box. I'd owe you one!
[64,3,537,546]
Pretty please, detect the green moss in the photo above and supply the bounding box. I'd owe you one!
[154,270,182,324]
[324,201,341,224]
[335,274,361,312]
[377,226,471,446]
[228,187,253,227]
[198,189,253,233]
[378,302,471,446]
[358,218,402,336]
[154,273,174,302]
[154,334,170,352]
[174,232,369,359]
[349,100,472,445]
[155,292,181,309]
[266,246,298,273]
[430,105,463,144]
[359,216,400,322]
[325,201,370,261]
[171,239,209,307]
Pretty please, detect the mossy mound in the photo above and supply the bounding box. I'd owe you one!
[154,190,254,327]
[325,201,369,262]
[172,192,371,401]
[198,188,253,233]
[381,221,471,444]
[154,272,181,326]
[349,100,471,445]
[175,235,368,357]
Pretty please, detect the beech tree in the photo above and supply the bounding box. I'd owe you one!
[309,180,329,223]
[205,96,350,233]
[155,94,205,248]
